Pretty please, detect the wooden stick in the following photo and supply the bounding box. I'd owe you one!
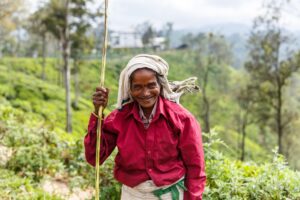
[95,0,109,199]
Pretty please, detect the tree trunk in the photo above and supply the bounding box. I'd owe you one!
[15,28,21,57]
[64,52,72,133]
[240,110,249,161]
[73,58,80,109]
[62,0,72,133]
[201,67,210,133]
[41,33,46,80]
[274,35,283,154]
[56,41,62,86]
[258,125,266,148]
[203,95,210,133]
[277,84,283,154]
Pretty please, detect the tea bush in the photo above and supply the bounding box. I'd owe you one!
[203,131,300,200]
[0,168,62,200]
[0,105,120,198]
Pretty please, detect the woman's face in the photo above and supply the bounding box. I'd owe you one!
[130,68,161,112]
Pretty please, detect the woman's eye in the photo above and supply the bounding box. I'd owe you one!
[148,83,157,89]
[133,85,142,90]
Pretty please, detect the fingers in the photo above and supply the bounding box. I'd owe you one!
[92,95,107,102]
[92,91,107,98]
[92,87,109,110]
[95,87,109,94]
[93,99,107,107]
[94,87,109,97]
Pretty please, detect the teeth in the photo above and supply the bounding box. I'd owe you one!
[141,97,152,100]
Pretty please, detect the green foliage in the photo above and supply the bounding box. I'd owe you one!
[1,107,64,181]
[213,126,270,162]
[0,104,119,198]
[0,62,90,137]
[0,58,58,83]
[244,0,300,155]
[203,132,300,200]
[0,169,62,199]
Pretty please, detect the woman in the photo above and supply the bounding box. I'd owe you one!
[84,54,206,200]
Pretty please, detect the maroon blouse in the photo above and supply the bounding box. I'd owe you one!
[84,96,206,199]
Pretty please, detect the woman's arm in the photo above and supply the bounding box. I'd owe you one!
[178,115,206,200]
[84,112,118,166]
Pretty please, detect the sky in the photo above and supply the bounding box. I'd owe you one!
[30,0,300,32]
[107,0,300,31]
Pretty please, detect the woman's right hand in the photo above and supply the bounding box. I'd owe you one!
[92,87,109,114]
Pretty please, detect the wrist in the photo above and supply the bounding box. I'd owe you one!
[94,106,106,114]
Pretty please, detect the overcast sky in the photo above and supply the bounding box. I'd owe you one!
[31,0,300,31]
[107,0,300,31]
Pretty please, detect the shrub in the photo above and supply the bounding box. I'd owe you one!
[0,168,62,200]
[0,105,120,198]
[203,131,300,200]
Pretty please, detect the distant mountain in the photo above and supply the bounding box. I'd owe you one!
[170,23,300,69]
[170,23,250,45]
[169,23,250,68]
[194,23,251,36]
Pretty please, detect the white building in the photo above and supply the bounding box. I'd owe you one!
[110,31,143,48]
[151,37,166,51]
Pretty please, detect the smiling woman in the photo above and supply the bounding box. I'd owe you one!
[129,68,161,117]
[84,54,205,200]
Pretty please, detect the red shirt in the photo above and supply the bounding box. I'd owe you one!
[84,96,206,199]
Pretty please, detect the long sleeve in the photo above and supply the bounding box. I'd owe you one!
[84,112,118,166]
[178,115,206,200]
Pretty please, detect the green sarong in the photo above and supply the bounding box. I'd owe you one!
[152,179,187,200]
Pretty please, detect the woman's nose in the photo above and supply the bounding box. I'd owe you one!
[142,88,150,96]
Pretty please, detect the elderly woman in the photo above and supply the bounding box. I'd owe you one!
[84,54,206,200]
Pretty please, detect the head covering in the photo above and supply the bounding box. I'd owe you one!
[117,54,200,108]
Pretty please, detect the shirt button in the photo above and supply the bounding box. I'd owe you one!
[147,151,151,154]
[148,168,152,172]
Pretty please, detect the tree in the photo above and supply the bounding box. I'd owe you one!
[0,0,21,20]
[245,0,299,154]
[135,22,156,49]
[181,32,205,50]
[194,33,232,133]
[40,0,99,133]
[69,0,99,109]
[40,0,72,133]
[236,83,256,161]
[0,0,24,57]
[142,26,155,48]
[159,22,173,49]
[28,6,49,80]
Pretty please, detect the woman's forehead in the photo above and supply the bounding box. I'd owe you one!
[130,68,157,80]
[132,68,156,74]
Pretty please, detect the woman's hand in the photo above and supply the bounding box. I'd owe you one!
[92,87,109,114]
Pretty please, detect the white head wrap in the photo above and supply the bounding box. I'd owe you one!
[117,54,200,108]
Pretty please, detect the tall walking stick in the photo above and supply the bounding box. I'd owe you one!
[95,0,109,199]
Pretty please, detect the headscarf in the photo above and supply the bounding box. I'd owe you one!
[117,54,200,108]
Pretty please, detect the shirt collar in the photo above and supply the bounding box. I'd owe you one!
[138,100,157,120]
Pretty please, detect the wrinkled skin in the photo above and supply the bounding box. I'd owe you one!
[129,68,161,118]
[92,68,160,118]
[92,87,109,114]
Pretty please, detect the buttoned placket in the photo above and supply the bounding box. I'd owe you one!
[138,102,157,178]
[144,121,153,177]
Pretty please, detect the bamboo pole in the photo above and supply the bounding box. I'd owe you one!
[95,0,109,199]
